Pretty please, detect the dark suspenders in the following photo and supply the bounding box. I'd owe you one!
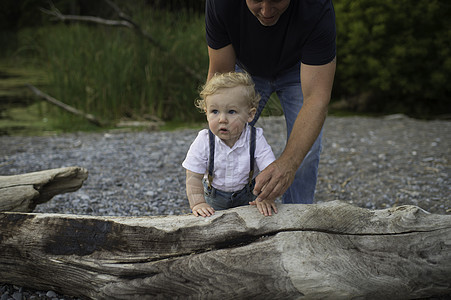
[248,125,256,186]
[207,129,215,189]
[207,125,256,190]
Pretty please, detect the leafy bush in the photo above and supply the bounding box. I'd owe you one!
[333,0,451,117]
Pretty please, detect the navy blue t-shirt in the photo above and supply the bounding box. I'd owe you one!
[206,0,336,78]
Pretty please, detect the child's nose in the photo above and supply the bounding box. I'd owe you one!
[219,113,228,123]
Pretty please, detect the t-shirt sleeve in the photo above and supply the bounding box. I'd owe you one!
[205,0,231,50]
[254,128,276,171]
[301,2,336,65]
[182,130,209,175]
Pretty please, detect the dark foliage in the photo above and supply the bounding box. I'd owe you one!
[333,0,451,118]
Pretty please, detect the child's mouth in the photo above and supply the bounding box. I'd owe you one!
[219,128,228,133]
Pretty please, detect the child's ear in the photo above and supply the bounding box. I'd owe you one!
[247,107,257,123]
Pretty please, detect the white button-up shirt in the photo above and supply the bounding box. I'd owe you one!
[182,124,276,192]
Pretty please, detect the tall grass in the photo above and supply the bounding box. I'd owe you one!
[18,4,208,126]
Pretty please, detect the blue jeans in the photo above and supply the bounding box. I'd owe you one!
[204,180,256,210]
[236,63,322,204]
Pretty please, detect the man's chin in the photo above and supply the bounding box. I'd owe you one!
[257,16,279,26]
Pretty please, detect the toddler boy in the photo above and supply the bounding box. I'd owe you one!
[182,72,277,217]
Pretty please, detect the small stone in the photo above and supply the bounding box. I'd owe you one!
[12,292,22,300]
[0,292,10,300]
[46,290,58,298]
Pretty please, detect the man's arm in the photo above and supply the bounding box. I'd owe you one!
[253,57,337,202]
[207,45,236,80]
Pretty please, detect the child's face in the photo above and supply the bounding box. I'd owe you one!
[205,86,256,148]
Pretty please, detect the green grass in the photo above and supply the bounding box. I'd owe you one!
[0,63,48,95]
[0,102,60,136]
[12,6,208,126]
[0,56,206,136]
[1,4,211,135]
[0,61,52,135]
[0,60,111,135]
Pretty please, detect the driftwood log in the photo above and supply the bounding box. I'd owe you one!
[1,201,450,299]
[0,166,88,212]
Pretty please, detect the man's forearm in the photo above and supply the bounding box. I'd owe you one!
[280,59,336,171]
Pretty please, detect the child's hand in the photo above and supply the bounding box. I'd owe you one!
[250,198,278,216]
[192,203,215,217]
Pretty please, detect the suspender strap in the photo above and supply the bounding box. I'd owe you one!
[207,129,215,189]
[248,125,256,186]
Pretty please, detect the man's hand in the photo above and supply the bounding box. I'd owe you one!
[253,158,296,203]
[192,203,215,217]
[250,198,278,216]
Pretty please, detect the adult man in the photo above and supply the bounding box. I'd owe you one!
[205,0,336,215]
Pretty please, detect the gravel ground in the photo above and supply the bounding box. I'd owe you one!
[1,115,450,299]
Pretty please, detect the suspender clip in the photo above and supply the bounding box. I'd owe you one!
[248,170,254,187]
[207,174,214,190]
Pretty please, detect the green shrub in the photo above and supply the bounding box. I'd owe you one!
[333,0,451,117]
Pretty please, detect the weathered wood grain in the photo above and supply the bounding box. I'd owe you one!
[0,166,88,212]
[0,201,450,299]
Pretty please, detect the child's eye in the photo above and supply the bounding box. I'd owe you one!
[211,109,218,114]
[228,110,236,114]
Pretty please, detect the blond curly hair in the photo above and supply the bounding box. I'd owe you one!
[195,72,260,112]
